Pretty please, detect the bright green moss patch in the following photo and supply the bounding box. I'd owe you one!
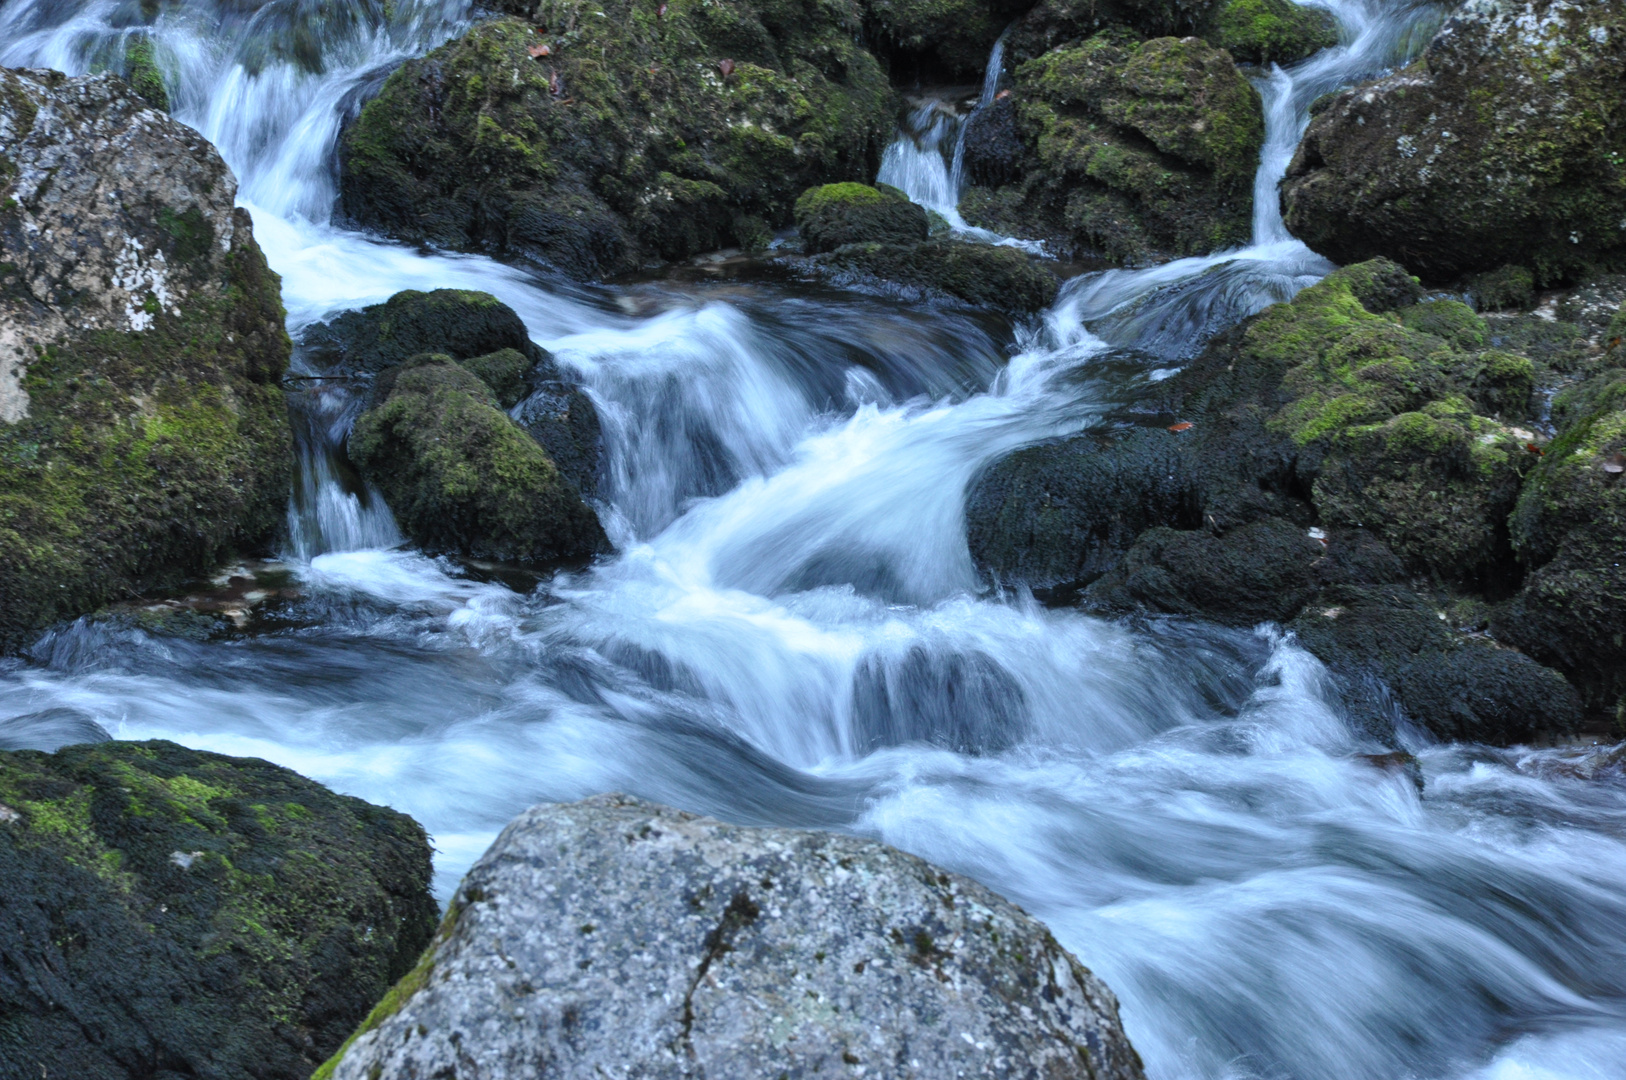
[1203,0,1339,65]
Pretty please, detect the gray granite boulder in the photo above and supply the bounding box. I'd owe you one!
[317,793,1145,1080]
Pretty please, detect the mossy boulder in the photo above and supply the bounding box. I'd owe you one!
[0,740,439,1080]
[968,258,1589,741]
[1282,0,1626,283]
[960,31,1264,263]
[1201,0,1338,65]
[349,356,609,563]
[301,288,544,377]
[793,181,928,252]
[338,0,896,278]
[0,70,291,653]
[811,238,1061,312]
[1495,363,1626,719]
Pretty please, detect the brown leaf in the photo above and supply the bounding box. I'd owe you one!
[527,42,551,58]
[1167,421,1193,433]
[718,58,735,78]
[549,70,562,95]
[994,89,1011,101]
[1526,442,1545,455]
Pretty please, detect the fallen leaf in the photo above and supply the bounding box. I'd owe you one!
[527,42,551,57]
[549,70,562,94]
[1526,442,1545,455]
[658,2,667,15]
[994,89,1011,100]
[560,97,575,105]
[718,58,735,78]
[1604,452,1626,475]
[1167,421,1193,432]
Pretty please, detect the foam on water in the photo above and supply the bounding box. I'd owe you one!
[2,2,1624,1077]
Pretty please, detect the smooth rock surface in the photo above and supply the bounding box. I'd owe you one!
[320,793,1146,1080]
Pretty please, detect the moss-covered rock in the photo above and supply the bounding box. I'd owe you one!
[349,356,609,563]
[1201,0,1338,65]
[811,238,1061,312]
[1282,0,1626,283]
[0,740,438,1080]
[302,288,543,376]
[960,31,1264,263]
[338,0,896,278]
[793,181,928,252]
[859,0,1032,80]
[1495,364,1626,719]
[0,70,291,653]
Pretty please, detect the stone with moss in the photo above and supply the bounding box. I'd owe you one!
[0,739,439,1080]
[338,0,896,279]
[301,287,544,376]
[1200,0,1338,65]
[1468,264,1537,312]
[793,181,928,252]
[349,356,609,563]
[0,69,291,653]
[859,0,1032,81]
[960,31,1264,263]
[316,793,1146,1080]
[1282,0,1626,283]
[811,237,1061,313]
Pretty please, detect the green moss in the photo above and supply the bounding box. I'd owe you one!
[1468,264,1536,311]
[1203,0,1339,65]
[459,347,532,409]
[794,182,890,220]
[793,181,927,252]
[122,35,169,111]
[1399,300,1487,350]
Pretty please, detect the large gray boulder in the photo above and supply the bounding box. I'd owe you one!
[318,794,1145,1080]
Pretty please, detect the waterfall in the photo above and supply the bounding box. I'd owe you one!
[2,4,1625,1080]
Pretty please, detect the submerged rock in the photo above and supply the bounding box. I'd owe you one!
[317,793,1146,1080]
[1282,0,1626,282]
[794,181,928,252]
[349,356,609,563]
[0,69,291,652]
[0,740,439,1080]
[960,31,1264,262]
[338,0,895,278]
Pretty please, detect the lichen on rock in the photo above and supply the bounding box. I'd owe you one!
[0,68,291,651]
[317,793,1147,1080]
[1282,0,1626,283]
[0,739,439,1080]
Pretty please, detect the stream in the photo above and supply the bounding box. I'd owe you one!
[2,1,1625,1077]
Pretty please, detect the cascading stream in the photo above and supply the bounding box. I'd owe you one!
[2,3,1625,1079]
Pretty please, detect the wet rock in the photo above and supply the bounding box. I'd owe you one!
[1200,0,1338,65]
[793,181,928,253]
[301,288,545,377]
[960,31,1264,262]
[0,69,291,652]
[1289,585,1582,745]
[349,356,609,563]
[961,96,1027,187]
[316,793,1146,1080]
[0,739,439,1080]
[1281,0,1626,283]
[1495,357,1626,719]
[810,238,1061,312]
[338,0,895,279]
[860,0,1034,80]
[1084,516,1326,625]
[514,379,605,501]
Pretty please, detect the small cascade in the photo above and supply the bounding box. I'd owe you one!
[283,379,403,561]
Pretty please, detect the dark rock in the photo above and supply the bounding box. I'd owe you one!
[315,794,1147,1080]
[0,740,438,1080]
[0,69,291,652]
[811,238,1061,312]
[960,97,1026,187]
[793,182,928,253]
[1281,0,1626,283]
[960,31,1264,263]
[514,379,605,501]
[1289,586,1582,745]
[861,0,1034,81]
[301,288,544,377]
[1084,516,1326,625]
[348,357,609,563]
[337,2,896,278]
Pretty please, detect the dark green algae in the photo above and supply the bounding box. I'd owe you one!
[0,740,438,1080]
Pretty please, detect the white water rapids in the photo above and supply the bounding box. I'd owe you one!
[2,1,1625,1077]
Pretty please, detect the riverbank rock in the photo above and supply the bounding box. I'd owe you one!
[1007,0,1336,65]
[1281,0,1626,283]
[349,355,609,563]
[0,740,439,1080]
[317,793,1146,1080]
[339,0,895,279]
[968,259,1595,742]
[960,31,1264,263]
[0,69,291,653]
[794,182,928,252]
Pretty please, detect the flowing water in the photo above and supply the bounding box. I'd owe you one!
[3,1,1625,1077]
